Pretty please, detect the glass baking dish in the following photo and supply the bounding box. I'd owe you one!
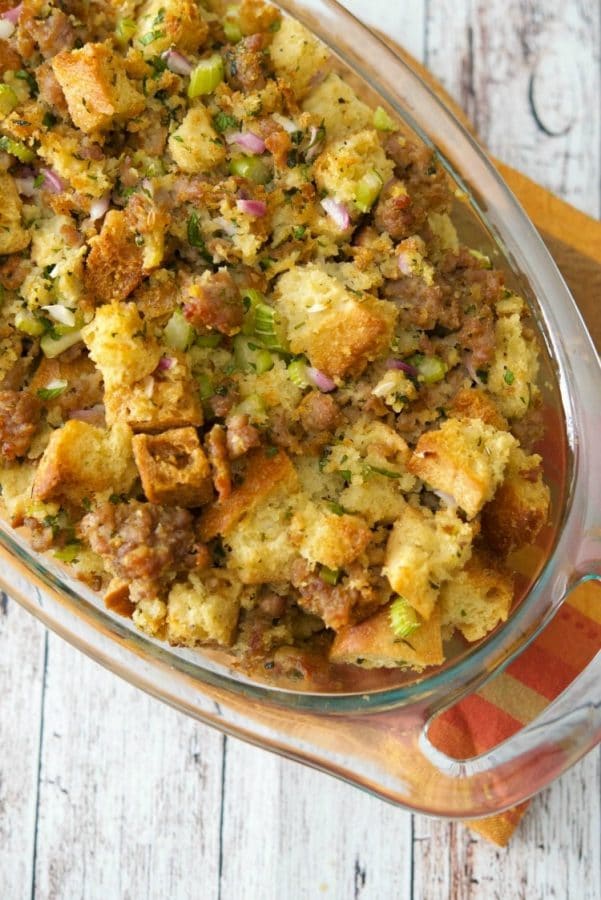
[1,0,600,819]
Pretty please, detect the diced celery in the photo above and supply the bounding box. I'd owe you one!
[197,373,214,400]
[287,358,309,388]
[233,335,273,373]
[115,17,136,45]
[54,543,81,563]
[224,5,243,42]
[229,155,271,185]
[41,329,82,358]
[373,106,396,132]
[37,379,68,401]
[164,308,194,351]
[0,85,18,117]
[195,333,222,349]
[15,311,45,337]
[389,596,421,639]
[355,169,383,213]
[468,248,493,269]
[408,353,448,384]
[255,349,274,374]
[234,393,267,424]
[0,135,34,163]
[320,566,341,586]
[188,54,225,98]
[254,302,288,351]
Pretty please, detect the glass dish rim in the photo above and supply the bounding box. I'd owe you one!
[0,0,594,717]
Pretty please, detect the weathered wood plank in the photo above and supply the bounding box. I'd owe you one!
[342,0,426,60]
[31,632,224,900]
[219,737,413,900]
[0,596,46,898]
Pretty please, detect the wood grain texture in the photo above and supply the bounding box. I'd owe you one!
[0,3,599,899]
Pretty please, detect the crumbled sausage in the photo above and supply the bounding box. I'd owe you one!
[17,6,75,60]
[224,34,269,92]
[0,38,21,75]
[184,270,244,336]
[226,413,261,459]
[0,390,41,460]
[35,60,68,116]
[205,424,232,501]
[297,391,340,435]
[373,180,414,241]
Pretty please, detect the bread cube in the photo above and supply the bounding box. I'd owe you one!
[330,603,444,670]
[269,16,329,98]
[314,129,394,210]
[83,301,162,389]
[166,570,241,647]
[275,264,396,378]
[226,488,299,584]
[132,427,212,507]
[135,0,209,58]
[383,504,475,620]
[85,207,161,303]
[104,578,136,618]
[0,174,30,255]
[439,552,514,642]
[105,351,203,432]
[290,504,371,570]
[32,420,138,505]
[199,448,297,541]
[0,462,36,525]
[409,417,517,519]
[487,313,540,420]
[481,446,550,555]
[37,129,111,197]
[450,387,508,431]
[168,106,226,174]
[303,73,372,140]
[52,43,145,134]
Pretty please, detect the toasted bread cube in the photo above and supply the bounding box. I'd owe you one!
[52,43,145,134]
[440,552,514,642]
[83,301,162,389]
[168,106,226,174]
[84,210,147,304]
[135,0,209,57]
[199,448,298,541]
[330,603,444,670]
[409,417,517,520]
[226,488,298,584]
[37,129,111,197]
[32,420,137,505]
[104,578,136,618]
[104,351,203,432]
[269,16,329,98]
[0,462,36,525]
[0,174,30,254]
[303,73,372,140]
[290,505,371,570]
[487,313,540,420]
[450,387,508,431]
[383,504,474,620]
[314,129,394,211]
[166,570,241,647]
[132,427,212,507]
[481,446,550,555]
[275,264,396,378]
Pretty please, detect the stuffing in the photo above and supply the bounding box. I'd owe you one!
[269,16,329,98]
[303,73,372,140]
[37,128,111,197]
[275,264,396,378]
[226,487,299,584]
[409,417,517,519]
[84,210,146,303]
[487,312,540,419]
[314,129,395,212]
[450,387,508,431]
[383,503,475,620]
[52,42,145,134]
[32,420,137,505]
[0,174,30,255]
[290,504,372,570]
[82,301,162,388]
[166,570,241,646]
[132,427,213,506]
[330,603,444,670]
[134,0,209,57]
[481,446,550,555]
[168,106,226,174]
[440,552,514,642]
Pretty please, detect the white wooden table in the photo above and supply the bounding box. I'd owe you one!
[1,2,600,898]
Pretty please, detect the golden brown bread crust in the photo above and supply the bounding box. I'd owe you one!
[132,427,213,507]
[481,450,550,556]
[198,448,298,541]
[84,209,145,304]
[450,387,508,431]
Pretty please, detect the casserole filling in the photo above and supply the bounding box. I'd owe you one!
[0,0,550,684]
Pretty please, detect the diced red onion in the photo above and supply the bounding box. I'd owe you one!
[307,367,337,393]
[14,175,35,197]
[321,197,350,231]
[157,355,175,371]
[397,250,415,276]
[226,131,266,154]
[306,125,325,163]
[42,304,76,327]
[0,18,15,37]
[69,404,105,426]
[464,353,483,385]
[236,198,266,217]
[161,48,193,76]
[89,194,110,222]
[433,489,457,509]
[40,167,65,193]
[1,4,22,24]
[272,113,298,134]
[386,358,418,377]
